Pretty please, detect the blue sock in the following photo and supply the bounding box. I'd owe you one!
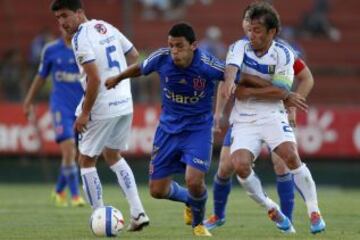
[63,165,80,197]
[213,174,232,219]
[166,181,188,204]
[188,190,207,227]
[276,173,295,222]
[55,168,67,193]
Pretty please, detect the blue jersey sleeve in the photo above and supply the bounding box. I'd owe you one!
[38,44,52,79]
[202,54,225,81]
[140,48,169,75]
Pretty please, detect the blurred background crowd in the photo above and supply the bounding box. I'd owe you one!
[0,0,357,105]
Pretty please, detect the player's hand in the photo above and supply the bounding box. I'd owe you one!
[213,112,223,133]
[287,107,297,128]
[74,112,89,133]
[234,86,251,100]
[23,102,35,121]
[105,76,119,89]
[284,92,308,112]
[221,81,235,99]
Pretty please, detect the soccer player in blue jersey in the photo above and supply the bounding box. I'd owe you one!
[23,27,85,207]
[106,23,226,237]
[204,4,314,231]
[220,2,325,234]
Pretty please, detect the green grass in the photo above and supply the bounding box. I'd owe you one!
[0,184,359,239]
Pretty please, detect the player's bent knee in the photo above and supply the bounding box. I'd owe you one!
[149,185,168,199]
[280,151,301,170]
[217,167,234,179]
[186,179,205,197]
[231,155,252,179]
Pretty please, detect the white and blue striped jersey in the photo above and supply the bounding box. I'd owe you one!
[72,19,133,120]
[226,39,295,123]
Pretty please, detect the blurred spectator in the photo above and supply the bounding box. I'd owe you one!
[199,26,226,60]
[28,27,54,70]
[0,49,28,102]
[299,0,341,41]
[139,0,187,21]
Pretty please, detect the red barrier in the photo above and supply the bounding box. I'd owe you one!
[0,103,359,158]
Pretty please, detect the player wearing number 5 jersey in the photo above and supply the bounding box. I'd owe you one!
[51,0,149,232]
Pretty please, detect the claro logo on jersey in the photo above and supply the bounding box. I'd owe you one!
[164,88,205,104]
[94,23,107,34]
[55,71,80,82]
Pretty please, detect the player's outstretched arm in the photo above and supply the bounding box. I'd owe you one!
[23,75,46,119]
[105,63,142,89]
[221,65,238,99]
[240,73,271,88]
[234,86,308,112]
[125,47,140,65]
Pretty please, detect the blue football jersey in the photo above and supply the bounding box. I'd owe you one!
[38,38,83,115]
[140,48,225,134]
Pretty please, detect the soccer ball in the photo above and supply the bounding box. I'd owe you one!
[89,206,125,237]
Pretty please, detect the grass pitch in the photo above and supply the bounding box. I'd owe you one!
[0,184,359,239]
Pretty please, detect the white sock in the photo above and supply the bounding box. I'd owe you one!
[80,167,104,210]
[237,170,278,211]
[291,163,320,216]
[110,158,145,217]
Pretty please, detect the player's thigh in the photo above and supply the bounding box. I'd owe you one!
[78,118,117,158]
[230,122,262,159]
[262,113,297,152]
[149,127,184,180]
[181,127,213,174]
[104,114,133,153]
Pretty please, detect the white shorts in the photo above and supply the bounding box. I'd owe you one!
[78,114,132,157]
[230,112,296,159]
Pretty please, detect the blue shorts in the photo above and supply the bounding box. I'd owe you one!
[149,126,213,180]
[51,109,76,143]
[223,127,232,147]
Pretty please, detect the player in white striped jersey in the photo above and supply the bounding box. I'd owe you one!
[51,0,149,232]
[221,2,325,234]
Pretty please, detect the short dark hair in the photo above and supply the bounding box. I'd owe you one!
[168,23,196,44]
[248,2,281,34]
[50,0,83,12]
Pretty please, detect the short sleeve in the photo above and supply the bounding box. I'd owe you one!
[225,40,246,69]
[38,44,52,79]
[72,26,96,65]
[272,43,295,91]
[140,48,168,75]
[293,58,306,76]
[115,29,133,55]
[206,55,225,81]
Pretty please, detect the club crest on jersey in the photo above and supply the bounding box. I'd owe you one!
[193,77,206,91]
[94,23,107,34]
